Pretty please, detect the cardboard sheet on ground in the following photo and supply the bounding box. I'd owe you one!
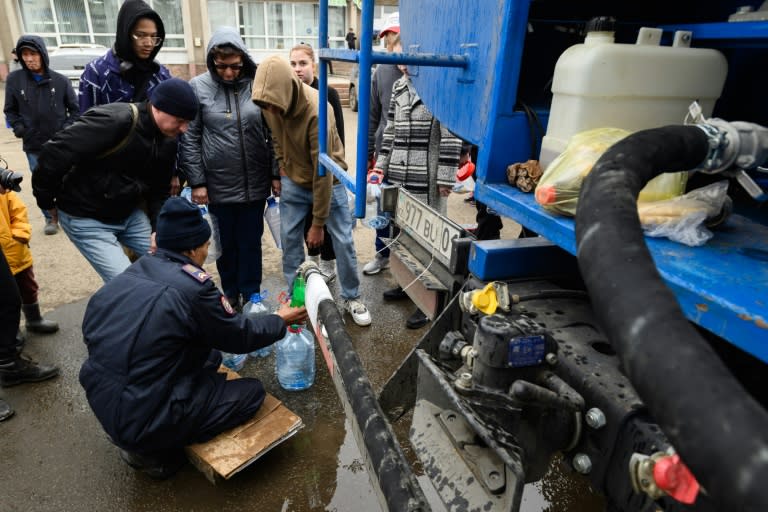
[185,367,303,482]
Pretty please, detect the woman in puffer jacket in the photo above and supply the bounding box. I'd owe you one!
[179,27,277,310]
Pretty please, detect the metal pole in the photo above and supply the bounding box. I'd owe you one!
[318,0,329,177]
[353,0,375,218]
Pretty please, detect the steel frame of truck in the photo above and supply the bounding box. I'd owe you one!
[310,1,768,511]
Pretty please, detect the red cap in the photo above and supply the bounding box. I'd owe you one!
[535,185,557,205]
[653,454,700,505]
[379,12,400,37]
[456,161,476,181]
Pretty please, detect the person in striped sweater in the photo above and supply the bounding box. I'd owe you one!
[370,35,462,329]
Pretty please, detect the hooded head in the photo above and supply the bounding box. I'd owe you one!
[156,197,211,252]
[206,26,256,83]
[14,35,49,74]
[252,55,305,118]
[114,0,165,64]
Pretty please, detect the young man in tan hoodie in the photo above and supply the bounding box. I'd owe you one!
[252,55,371,326]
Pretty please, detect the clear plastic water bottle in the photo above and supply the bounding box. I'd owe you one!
[264,196,282,249]
[364,175,389,229]
[245,292,273,357]
[221,352,247,372]
[275,324,315,391]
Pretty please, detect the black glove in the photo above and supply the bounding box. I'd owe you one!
[12,124,26,138]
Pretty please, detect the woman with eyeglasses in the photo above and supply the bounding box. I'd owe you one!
[78,0,171,113]
[178,27,277,311]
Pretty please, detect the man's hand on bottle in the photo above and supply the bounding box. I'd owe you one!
[191,186,208,205]
[276,303,308,326]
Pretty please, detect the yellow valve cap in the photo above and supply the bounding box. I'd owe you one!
[471,283,498,315]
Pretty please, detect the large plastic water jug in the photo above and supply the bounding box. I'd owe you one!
[539,17,728,169]
[275,324,316,391]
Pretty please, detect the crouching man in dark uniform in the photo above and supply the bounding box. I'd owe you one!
[79,197,308,478]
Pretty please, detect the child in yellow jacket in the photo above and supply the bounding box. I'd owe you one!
[0,189,58,334]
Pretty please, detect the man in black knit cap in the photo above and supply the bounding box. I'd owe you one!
[80,197,307,478]
[33,78,198,282]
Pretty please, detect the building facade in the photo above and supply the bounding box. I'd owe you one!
[1,0,397,80]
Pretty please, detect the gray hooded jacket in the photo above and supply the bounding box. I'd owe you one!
[179,27,276,204]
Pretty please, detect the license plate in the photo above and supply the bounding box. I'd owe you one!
[394,188,464,267]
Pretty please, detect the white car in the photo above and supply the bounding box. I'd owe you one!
[48,44,107,91]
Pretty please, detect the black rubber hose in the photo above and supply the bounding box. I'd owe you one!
[317,300,429,511]
[575,125,768,510]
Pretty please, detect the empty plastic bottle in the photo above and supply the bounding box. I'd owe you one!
[180,186,221,263]
[221,352,247,372]
[245,292,273,358]
[275,324,315,391]
[364,175,389,229]
[264,196,282,249]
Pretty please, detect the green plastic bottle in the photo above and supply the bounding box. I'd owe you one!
[290,274,305,308]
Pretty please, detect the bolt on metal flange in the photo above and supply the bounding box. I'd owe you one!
[585,407,607,429]
[572,453,592,474]
[455,372,473,390]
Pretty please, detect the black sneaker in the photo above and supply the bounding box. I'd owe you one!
[119,448,186,480]
[0,354,60,388]
[383,287,408,301]
[406,309,429,329]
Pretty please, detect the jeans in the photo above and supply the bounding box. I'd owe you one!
[280,176,360,300]
[209,200,266,303]
[373,180,392,258]
[25,153,51,222]
[58,208,151,283]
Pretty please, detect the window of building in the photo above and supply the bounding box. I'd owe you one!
[208,1,346,51]
[17,0,185,49]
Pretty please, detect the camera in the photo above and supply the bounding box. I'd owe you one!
[0,168,23,192]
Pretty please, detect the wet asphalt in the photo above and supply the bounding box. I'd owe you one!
[0,270,430,512]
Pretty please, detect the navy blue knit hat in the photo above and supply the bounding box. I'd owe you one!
[156,197,211,251]
[150,78,198,120]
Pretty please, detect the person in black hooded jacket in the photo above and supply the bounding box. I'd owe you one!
[3,35,79,235]
[78,0,171,113]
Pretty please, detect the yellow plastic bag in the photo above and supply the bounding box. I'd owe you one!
[535,127,688,216]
